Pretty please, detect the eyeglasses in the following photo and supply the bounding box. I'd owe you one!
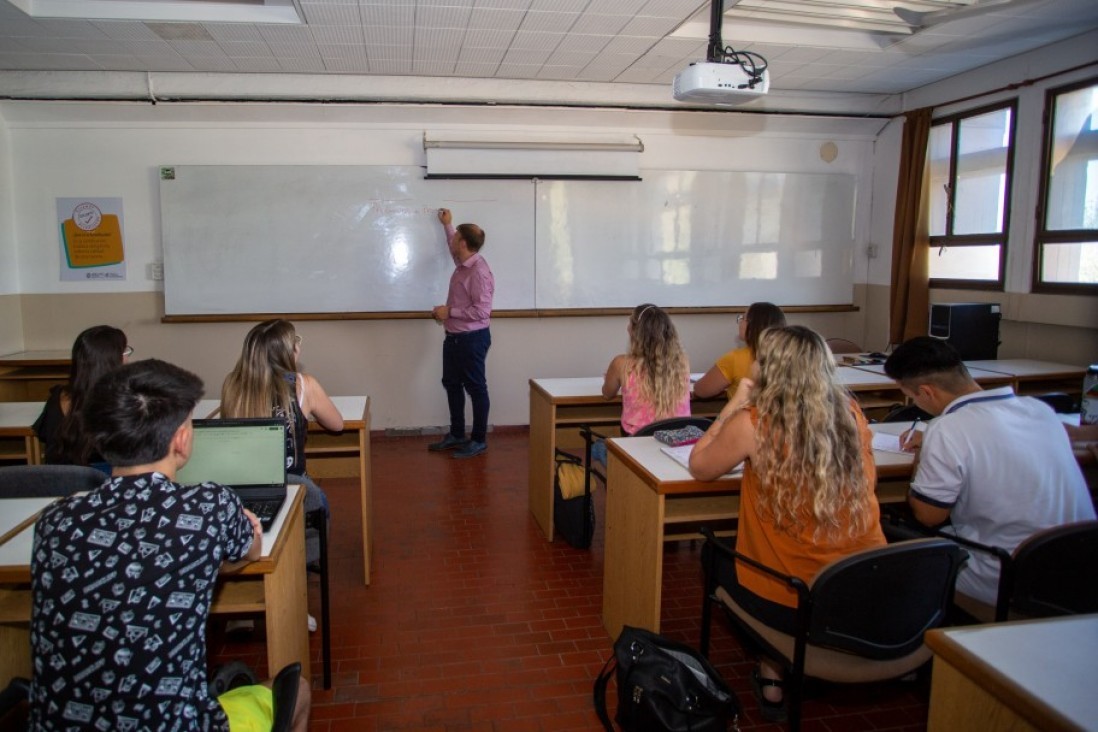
[736,315,745,324]
[122,345,134,357]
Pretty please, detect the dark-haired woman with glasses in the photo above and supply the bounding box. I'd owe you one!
[33,324,131,470]
[694,302,786,400]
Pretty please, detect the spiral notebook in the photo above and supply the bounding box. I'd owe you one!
[660,444,744,477]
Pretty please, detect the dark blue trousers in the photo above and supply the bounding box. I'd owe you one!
[442,327,491,443]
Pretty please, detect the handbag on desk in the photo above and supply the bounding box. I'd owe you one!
[594,625,740,731]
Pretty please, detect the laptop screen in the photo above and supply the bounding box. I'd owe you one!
[176,418,287,489]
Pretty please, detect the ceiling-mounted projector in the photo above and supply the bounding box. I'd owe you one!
[673,62,770,103]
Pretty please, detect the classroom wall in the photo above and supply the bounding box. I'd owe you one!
[0,106,21,355]
[0,101,883,429]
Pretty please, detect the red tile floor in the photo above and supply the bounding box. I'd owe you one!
[209,429,931,731]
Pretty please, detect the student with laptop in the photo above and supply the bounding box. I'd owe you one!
[29,358,311,731]
[221,319,343,566]
[883,337,1095,608]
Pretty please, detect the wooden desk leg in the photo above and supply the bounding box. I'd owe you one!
[0,588,31,688]
[360,405,372,587]
[602,452,664,639]
[263,504,310,680]
[528,389,555,541]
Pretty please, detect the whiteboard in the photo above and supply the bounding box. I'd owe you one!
[535,171,855,309]
[161,166,536,315]
[160,166,856,316]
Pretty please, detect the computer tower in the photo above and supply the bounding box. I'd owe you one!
[928,303,1001,360]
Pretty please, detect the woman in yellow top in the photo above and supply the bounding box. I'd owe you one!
[693,302,785,399]
[689,325,884,722]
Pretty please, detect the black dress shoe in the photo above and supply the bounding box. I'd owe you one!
[428,434,469,451]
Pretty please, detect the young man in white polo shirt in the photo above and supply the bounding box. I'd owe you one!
[883,337,1094,606]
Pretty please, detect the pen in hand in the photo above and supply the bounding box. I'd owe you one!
[901,418,921,452]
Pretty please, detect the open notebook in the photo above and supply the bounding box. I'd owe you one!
[660,444,744,477]
[176,418,288,532]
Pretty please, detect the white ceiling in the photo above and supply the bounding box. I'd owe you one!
[0,0,1096,105]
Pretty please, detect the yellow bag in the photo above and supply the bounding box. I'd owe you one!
[556,460,587,500]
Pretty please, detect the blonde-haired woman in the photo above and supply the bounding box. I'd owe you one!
[689,325,884,722]
[222,319,342,565]
[592,304,691,464]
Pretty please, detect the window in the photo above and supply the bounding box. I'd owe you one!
[1034,77,1098,293]
[926,102,1016,289]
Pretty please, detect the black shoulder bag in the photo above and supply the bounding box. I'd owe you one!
[594,626,740,732]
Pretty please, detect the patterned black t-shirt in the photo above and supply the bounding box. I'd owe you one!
[29,472,254,731]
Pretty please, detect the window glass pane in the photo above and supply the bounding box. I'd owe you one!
[927,123,952,236]
[954,108,1011,235]
[1041,241,1098,284]
[928,244,1000,281]
[1046,84,1098,231]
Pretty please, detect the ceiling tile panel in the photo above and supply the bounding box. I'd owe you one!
[323,56,371,72]
[412,59,457,74]
[0,38,31,52]
[473,0,531,8]
[134,54,194,71]
[87,54,145,71]
[363,26,413,45]
[168,40,229,58]
[467,8,525,31]
[318,43,367,59]
[301,4,362,25]
[360,4,414,25]
[458,46,506,65]
[416,27,465,49]
[615,66,660,83]
[585,0,648,14]
[545,49,597,66]
[265,43,322,59]
[369,58,413,74]
[368,45,412,61]
[67,38,136,55]
[576,65,620,82]
[277,56,327,72]
[640,0,703,17]
[520,11,580,33]
[571,14,631,35]
[555,34,612,53]
[227,56,282,72]
[537,65,582,79]
[530,0,585,11]
[419,6,473,29]
[462,29,515,48]
[509,30,564,51]
[219,42,274,58]
[619,16,680,36]
[202,24,265,43]
[502,46,551,64]
[600,35,659,54]
[453,61,500,76]
[29,20,109,39]
[310,25,364,44]
[187,55,239,72]
[89,22,161,41]
[0,53,100,70]
[258,26,315,44]
[495,62,541,77]
[417,0,475,6]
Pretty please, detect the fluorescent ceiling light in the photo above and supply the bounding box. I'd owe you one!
[5,0,303,24]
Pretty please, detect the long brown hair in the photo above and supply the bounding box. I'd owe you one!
[751,325,873,540]
[221,319,298,432]
[627,304,689,419]
[50,325,127,464]
[743,301,786,356]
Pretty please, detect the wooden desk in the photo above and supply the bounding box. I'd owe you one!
[964,359,1086,398]
[850,362,1015,388]
[0,351,69,403]
[194,396,374,585]
[601,430,915,638]
[926,615,1098,732]
[0,485,310,687]
[0,402,44,466]
[528,377,726,542]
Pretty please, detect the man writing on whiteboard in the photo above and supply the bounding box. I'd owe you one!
[428,208,495,459]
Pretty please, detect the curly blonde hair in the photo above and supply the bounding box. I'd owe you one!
[751,325,873,541]
[627,304,689,419]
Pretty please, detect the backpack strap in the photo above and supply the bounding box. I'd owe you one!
[592,655,617,731]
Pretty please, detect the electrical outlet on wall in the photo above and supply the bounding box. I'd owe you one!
[146,261,164,281]
[866,244,879,259]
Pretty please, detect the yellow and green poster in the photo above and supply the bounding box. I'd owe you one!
[57,197,126,281]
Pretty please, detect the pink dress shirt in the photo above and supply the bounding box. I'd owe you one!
[444,223,495,333]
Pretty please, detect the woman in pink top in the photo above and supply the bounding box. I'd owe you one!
[602,303,691,434]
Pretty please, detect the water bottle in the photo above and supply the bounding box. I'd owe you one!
[1083,365,1098,425]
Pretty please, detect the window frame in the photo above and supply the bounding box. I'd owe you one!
[927,100,1018,291]
[1032,75,1098,295]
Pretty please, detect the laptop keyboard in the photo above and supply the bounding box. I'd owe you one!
[242,498,283,532]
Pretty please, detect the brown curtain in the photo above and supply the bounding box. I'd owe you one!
[889,107,932,346]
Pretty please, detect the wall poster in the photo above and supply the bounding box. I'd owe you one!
[56,197,126,281]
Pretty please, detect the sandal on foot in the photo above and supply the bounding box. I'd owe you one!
[750,669,788,723]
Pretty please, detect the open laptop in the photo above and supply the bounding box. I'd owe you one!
[176,418,288,532]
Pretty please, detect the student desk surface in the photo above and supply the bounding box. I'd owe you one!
[0,484,310,687]
[197,396,374,586]
[602,424,915,639]
[527,376,726,542]
[0,401,45,464]
[925,614,1098,732]
[0,351,69,403]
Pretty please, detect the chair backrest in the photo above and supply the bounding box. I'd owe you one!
[807,538,966,660]
[825,338,863,355]
[1009,520,1098,618]
[879,404,933,423]
[1029,392,1077,414]
[270,662,302,732]
[632,416,714,437]
[0,464,108,498]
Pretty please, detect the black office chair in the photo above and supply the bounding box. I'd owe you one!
[211,660,302,732]
[303,507,332,689]
[0,464,108,497]
[632,416,714,437]
[940,520,1098,623]
[1031,392,1078,414]
[552,424,607,549]
[824,337,863,355]
[699,528,965,732]
[877,404,933,424]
